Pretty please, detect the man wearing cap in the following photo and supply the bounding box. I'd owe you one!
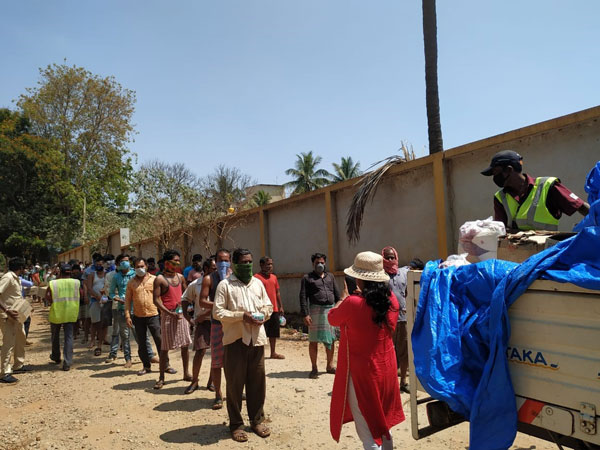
[481,150,589,231]
[45,264,80,371]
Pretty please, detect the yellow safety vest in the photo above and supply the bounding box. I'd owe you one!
[49,278,80,324]
[495,177,559,231]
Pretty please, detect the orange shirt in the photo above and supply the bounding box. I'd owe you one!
[254,272,280,312]
[125,274,158,317]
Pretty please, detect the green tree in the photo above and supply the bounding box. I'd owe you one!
[17,62,137,239]
[423,0,444,154]
[200,165,253,251]
[204,165,252,213]
[284,151,331,195]
[132,161,205,251]
[330,156,361,183]
[0,109,78,260]
[252,190,272,207]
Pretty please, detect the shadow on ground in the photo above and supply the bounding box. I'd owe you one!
[90,369,137,379]
[160,424,229,445]
[154,397,214,412]
[112,379,186,395]
[267,370,308,379]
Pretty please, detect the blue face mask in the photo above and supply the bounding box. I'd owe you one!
[119,261,130,271]
[216,261,230,280]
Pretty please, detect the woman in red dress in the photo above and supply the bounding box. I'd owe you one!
[328,251,405,449]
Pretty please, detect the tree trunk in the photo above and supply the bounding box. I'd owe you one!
[423,0,444,154]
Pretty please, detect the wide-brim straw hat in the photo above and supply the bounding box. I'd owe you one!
[344,251,390,283]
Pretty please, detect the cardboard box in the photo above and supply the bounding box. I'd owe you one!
[497,232,577,263]
[497,237,547,263]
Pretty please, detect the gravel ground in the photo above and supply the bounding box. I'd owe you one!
[0,305,556,450]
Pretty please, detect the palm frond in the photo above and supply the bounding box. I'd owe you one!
[346,143,415,243]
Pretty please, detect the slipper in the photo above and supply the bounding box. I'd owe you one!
[326,367,336,374]
[251,423,271,438]
[153,379,165,390]
[309,368,319,379]
[207,383,215,392]
[212,397,223,410]
[137,368,151,376]
[94,348,101,356]
[184,383,198,395]
[270,353,285,359]
[166,367,177,375]
[231,429,248,442]
[400,383,410,394]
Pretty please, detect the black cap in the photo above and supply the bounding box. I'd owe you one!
[481,150,523,176]
[60,263,72,273]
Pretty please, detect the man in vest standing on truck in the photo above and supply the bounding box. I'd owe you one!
[481,150,589,231]
[46,263,80,371]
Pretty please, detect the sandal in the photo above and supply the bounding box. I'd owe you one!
[207,383,215,392]
[326,366,336,374]
[252,423,271,438]
[309,368,319,379]
[184,382,198,395]
[270,353,285,359]
[137,368,151,376]
[231,429,248,442]
[94,348,101,356]
[212,397,223,410]
[153,379,165,390]
[165,367,177,375]
[183,375,193,382]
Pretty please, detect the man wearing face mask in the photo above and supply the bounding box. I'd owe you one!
[481,150,589,232]
[153,249,192,389]
[106,254,136,367]
[199,248,231,410]
[213,248,273,443]
[125,258,162,376]
[299,252,340,379]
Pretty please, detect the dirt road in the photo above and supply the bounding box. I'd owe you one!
[0,307,555,450]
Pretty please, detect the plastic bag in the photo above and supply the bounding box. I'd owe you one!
[458,217,506,262]
[438,253,470,269]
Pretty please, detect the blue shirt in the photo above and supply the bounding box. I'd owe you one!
[19,277,33,297]
[109,269,135,311]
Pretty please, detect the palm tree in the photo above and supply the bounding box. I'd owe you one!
[252,190,272,207]
[330,157,361,183]
[423,0,444,154]
[284,151,331,195]
[346,143,415,243]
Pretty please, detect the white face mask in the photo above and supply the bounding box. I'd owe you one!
[135,268,146,277]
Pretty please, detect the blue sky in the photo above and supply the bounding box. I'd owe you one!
[2,1,599,184]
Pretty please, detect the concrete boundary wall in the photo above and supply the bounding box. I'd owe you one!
[59,106,600,312]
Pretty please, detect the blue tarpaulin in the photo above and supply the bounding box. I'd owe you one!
[574,161,600,231]
[412,226,600,449]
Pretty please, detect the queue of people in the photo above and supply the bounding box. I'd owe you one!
[1,246,422,448]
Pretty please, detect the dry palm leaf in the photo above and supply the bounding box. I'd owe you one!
[346,144,415,243]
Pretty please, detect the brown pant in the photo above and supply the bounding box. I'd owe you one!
[393,321,408,375]
[223,339,266,432]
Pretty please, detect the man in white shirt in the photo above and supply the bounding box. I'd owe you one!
[213,248,273,443]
